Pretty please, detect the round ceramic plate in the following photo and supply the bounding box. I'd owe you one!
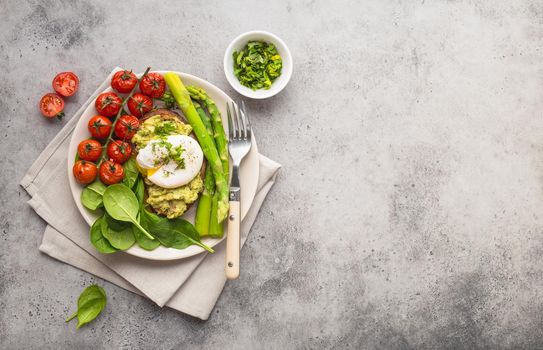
[67,70,259,260]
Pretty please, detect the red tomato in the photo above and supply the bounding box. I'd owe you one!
[111,70,138,93]
[52,72,79,97]
[127,93,153,118]
[114,115,140,140]
[95,92,122,117]
[99,159,124,185]
[39,93,65,119]
[73,160,97,185]
[87,115,112,139]
[139,72,166,98]
[107,140,132,164]
[77,139,102,162]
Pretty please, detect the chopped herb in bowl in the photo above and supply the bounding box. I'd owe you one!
[233,41,282,90]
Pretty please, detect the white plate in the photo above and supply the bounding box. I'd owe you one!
[67,70,259,260]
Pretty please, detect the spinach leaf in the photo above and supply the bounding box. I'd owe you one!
[90,216,118,254]
[122,158,139,189]
[133,206,161,250]
[102,184,154,240]
[149,216,214,253]
[101,217,135,250]
[105,212,131,231]
[81,180,107,211]
[133,225,160,250]
[134,177,145,207]
[66,284,107,329]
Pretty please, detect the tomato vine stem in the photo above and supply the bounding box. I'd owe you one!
[97,67,151,167]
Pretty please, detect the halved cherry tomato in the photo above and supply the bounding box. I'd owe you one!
[95,92,122,117]
[77,139,102,162]
[99,159,124,185]
[52,72,79,97]
[88,115,112,139]
[114,115,140,140]
[39,93,65,119]
[111,70,138,93]
[139,72,166,98]
[73,160,97,185]
[107,140,132,164]
[127,93,153,118]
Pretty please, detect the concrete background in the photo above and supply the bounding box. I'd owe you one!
[2,0,543,348]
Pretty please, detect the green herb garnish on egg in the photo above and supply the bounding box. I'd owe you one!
[233,41,282,90]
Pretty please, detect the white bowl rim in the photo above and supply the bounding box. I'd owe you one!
[223,30,293,99]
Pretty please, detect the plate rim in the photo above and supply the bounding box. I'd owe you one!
[67,70,259,261]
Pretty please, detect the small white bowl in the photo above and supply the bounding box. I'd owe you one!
[224,31,293,99]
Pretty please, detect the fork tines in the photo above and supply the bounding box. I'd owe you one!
[227,101,251,142]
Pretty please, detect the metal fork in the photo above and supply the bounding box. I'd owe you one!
[225,100,252,279]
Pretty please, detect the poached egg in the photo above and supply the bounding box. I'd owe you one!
[136,135,204,189]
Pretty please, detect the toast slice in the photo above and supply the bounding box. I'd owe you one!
[139,109,207,218]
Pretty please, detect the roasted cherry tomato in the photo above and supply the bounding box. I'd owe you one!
[99,159,124,185]
[95,92,122,117]
[107,140,132,164]
[87,115,112,139]
[127,93,153,118]
[111,70,138,93]
[114,115,140,140]
[52,72,79,97]
[139,72,166,98]
[73,160,97,185]
[77,139,102,162]
[39,93,65,119]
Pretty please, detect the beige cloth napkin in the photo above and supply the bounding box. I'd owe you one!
[20,68,281,320]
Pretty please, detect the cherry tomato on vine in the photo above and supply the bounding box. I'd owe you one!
[107,140,132,164]
[73,160,97,185]
[39,93,65,119]
[111,70,138,93]
[114,115,140,140]
[95,92,122,117]
[77,139,102,162]
[99,159,124,185]
[139,72,166,98]
[127,93,153,118]
[87,115,112,139]
[52,72,79,97]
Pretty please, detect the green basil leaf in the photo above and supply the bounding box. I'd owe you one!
[66,285,107,329]
[90,216,118,254]
[81,180,107,211]
[122,158,139,189]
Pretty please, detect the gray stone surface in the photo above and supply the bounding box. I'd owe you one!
[2,0,543,348]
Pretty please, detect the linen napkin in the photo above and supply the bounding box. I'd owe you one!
[20,68,281,320]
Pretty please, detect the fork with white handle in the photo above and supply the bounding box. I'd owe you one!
[225,101,252,279]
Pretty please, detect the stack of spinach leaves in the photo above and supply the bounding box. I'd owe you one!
[81,158,213,254]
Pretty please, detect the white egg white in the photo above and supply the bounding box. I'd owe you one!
[136,135,204,189]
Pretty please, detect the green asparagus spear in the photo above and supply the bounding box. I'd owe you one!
[164,72,229,223]
[195,164,214,236]
[193,100,214,139]
[188,88,228,238]
[208,192,224,238]
[193,101,216,236]
[187,86,229,176]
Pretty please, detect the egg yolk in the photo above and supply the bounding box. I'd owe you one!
[136,163,159,177]
[147,168,159,177]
